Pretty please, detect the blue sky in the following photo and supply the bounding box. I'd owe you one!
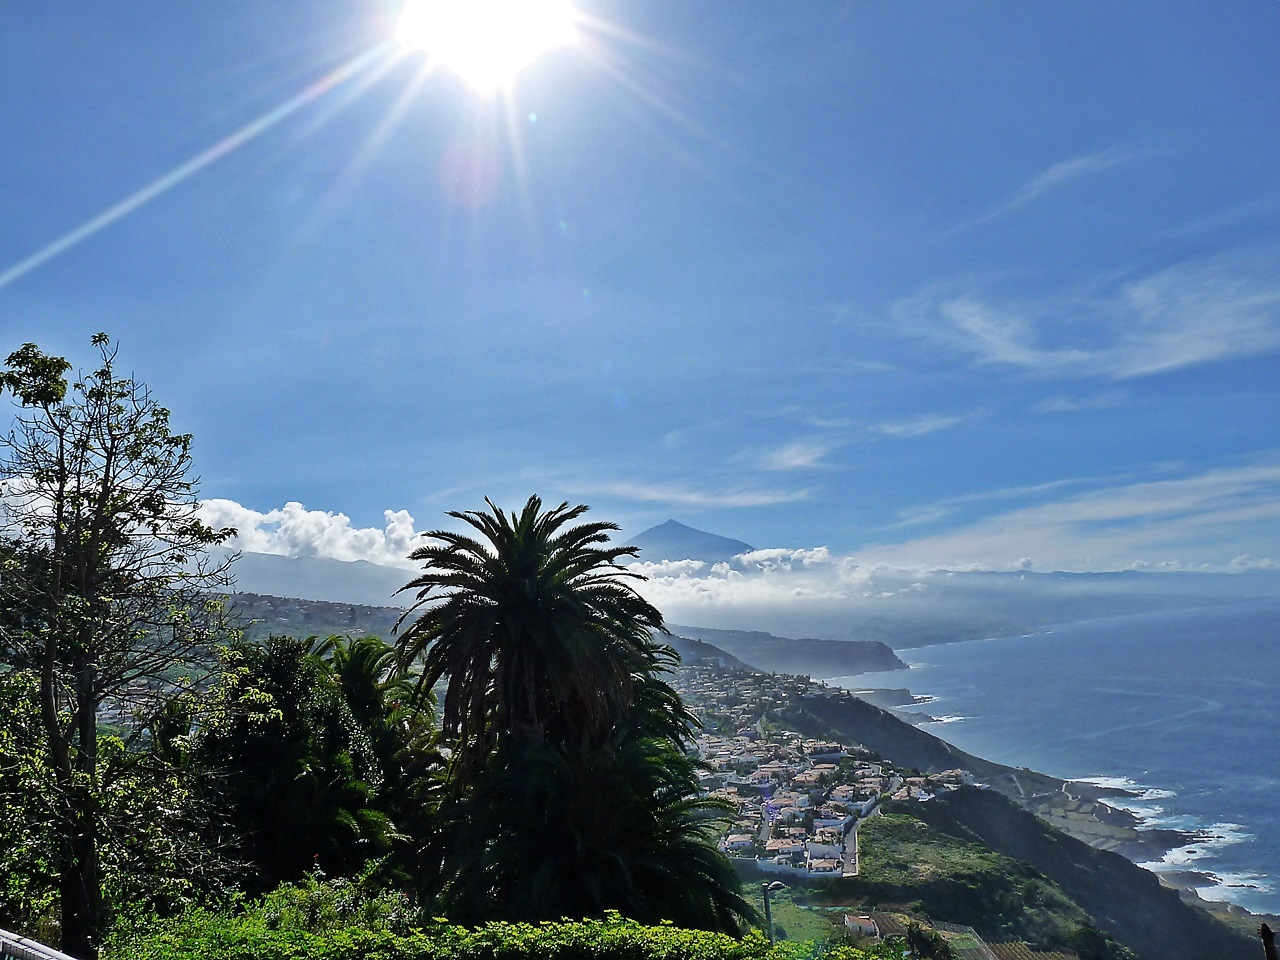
[4,1,1280,574]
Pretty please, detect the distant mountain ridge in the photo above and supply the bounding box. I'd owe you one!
[669,623,907,677]
[213,545,1280,638]
[216,548,411,608]
[629,519,753,564]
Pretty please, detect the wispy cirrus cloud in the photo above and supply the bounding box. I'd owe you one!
[1006,148,1130,206]
[1033,390,1129,414]
[871,413,967,438]
[585,480,810,508]
[851,461,1280,571]
[895,250,1280,380]
[886,474,1109,528]
[967,147,1131,227]
[759,438,841,470]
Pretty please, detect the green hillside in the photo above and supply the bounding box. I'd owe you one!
[825,811,1100,948]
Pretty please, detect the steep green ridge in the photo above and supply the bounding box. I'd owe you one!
[816,810,1122,957]
[778,691,1062,792]
[772,694,1255,959]
[666,633,756,671]
[909,789,1254,960]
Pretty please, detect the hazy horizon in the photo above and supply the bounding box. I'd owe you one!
[214,527,1280,644]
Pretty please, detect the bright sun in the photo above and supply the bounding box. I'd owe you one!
[394,0,579,93]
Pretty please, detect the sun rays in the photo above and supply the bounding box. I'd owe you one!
[0,0,708,293]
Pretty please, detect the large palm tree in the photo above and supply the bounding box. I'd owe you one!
[435,676,760,933]
[394,496,755,934]
[394,496,664,768]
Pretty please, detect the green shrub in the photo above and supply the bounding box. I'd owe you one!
[108,899,864,960]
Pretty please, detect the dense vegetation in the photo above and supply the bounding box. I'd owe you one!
[107,880,778,960]
[0,338,754,958]
[103,875,900,960]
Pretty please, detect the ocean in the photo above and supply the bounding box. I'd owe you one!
[832,599,1280,915]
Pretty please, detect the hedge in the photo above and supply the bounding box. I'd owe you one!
[111,914,882,960]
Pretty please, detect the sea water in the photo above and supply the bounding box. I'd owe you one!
[833,599,1280,914]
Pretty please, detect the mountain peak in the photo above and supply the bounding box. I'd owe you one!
[629,520,754,564]
[653,519,699,532]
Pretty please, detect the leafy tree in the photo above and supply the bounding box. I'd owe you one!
[322,633,443,888]
[0,335,234,959]
[193,635,397,895]
[394,496,756,933]
[0,667,59,940]
[0,667,238,945]
[905,922,954,959]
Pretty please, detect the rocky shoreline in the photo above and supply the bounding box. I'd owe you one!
[841,686,1273,924]
[1046,779,1199,862]
[852,689,1201,854]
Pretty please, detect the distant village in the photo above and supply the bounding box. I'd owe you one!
[674,662,980,879]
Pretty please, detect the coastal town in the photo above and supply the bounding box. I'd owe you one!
[673,661,980,879]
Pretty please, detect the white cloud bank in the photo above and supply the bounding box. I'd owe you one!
[200,460,1280,637]
[201,463,1280,577]
[197,499,421,569]
[622,462,1280,634]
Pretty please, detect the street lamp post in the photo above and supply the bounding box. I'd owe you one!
[761,881,787,944]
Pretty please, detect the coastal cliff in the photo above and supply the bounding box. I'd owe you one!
[775,690,1258,959]
[910,788,1255,960]
[780,691,1199,861]
[665,633,754,671]
[778,687,1047,785]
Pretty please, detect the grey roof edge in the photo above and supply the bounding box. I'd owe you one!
[0,929,79,960]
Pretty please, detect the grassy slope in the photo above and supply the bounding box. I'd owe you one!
[815,812,1098,954]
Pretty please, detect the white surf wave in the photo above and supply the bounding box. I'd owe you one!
[1193,871,1275,902]
[1076,774,1264,910]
